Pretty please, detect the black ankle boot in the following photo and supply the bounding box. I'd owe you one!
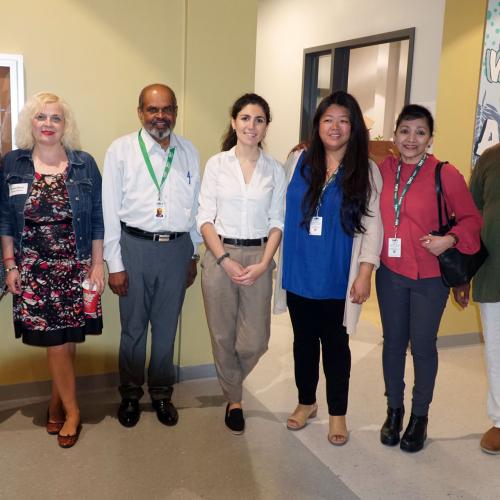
[400,414,428,452]
[380,407,404,446]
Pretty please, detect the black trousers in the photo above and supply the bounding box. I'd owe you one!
[287,291,350,416]
[376,264,449,416]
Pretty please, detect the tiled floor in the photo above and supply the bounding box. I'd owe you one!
[0,311,499,499]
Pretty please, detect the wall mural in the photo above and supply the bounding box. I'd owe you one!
[474,0,500,163]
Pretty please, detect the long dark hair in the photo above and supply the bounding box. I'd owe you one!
[301,91,371,236]
[221,93,271,151]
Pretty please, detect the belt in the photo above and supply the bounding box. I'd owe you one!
[25,217,73,227]
[121,222,186,242]
[220,236,268,247]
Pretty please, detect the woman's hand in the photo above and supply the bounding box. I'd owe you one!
[419,234,455,256]
[349,273,371,304]
[232,262,267,286]
[452,283,470,308]
[86,262,105,295]
[220,258,245,283]
[5,268,21,295]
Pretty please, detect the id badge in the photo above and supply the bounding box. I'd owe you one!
[309,216,323,236]
[155,200,165,219]
[388,237,402,258]
[9,183,28,196]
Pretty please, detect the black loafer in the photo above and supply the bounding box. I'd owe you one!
[380,406,404,446]
[152,399,178,426]
[400,414,428,453]
[225,404,245,434]
[117,398,140,427]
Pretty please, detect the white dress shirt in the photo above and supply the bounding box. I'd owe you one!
[196,146,286,239]
[103,129,201,273]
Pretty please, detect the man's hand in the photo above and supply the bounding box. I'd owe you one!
[186,260,197,288]
[453,283,470,309]
[108,271,129,296]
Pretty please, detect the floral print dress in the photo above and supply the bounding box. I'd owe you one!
[14,171,102,346]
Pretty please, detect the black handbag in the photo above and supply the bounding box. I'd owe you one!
[431,162,488,287]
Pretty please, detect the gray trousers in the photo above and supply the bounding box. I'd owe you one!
[376,264,449,416]
[201,244,274,403]
[118,230,193,401]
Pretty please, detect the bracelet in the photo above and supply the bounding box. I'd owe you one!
[5,265,19,273]
[216,252,230,265]
[2,257,15,264]
[191,254,200,263]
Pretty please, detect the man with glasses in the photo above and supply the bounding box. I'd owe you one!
[102,84,200,428]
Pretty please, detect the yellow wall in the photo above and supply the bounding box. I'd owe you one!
[0,0,257,385]
[433,0,487,335]
[180,0,257,366]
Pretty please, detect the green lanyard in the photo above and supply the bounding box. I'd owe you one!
[138,129,176,200]
[315,167,340,216]
[393,154,427,231]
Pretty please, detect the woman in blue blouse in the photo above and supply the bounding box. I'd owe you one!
[278,91,383,445]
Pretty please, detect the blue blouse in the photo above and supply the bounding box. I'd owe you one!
[282,154,353,300]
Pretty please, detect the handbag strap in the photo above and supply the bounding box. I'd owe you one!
[434,161,450,229]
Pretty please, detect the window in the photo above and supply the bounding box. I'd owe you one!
[0,54,25,156]
[300,29,414,145]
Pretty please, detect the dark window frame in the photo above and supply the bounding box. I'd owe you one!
[299,28,415,141]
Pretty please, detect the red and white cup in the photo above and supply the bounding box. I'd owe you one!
[82,280,99,316]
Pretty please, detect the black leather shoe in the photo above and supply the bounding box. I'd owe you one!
[225,404,245,434]
[400,414,428,452]
[380,406,404,446]
[152,399,178,426]
[117,398,140,427]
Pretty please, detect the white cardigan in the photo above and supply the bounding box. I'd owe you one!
[273,151,383,334]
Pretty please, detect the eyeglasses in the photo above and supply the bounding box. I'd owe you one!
[144,106,177,116]
[33,113,64,124]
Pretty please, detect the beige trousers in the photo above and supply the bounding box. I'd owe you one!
[201,244,275,403]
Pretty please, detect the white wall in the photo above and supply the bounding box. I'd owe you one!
[255,0,446,161]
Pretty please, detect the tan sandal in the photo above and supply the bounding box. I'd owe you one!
[286,403,318,430]
[328,415,349,446]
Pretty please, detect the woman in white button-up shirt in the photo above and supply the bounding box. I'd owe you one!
[197,93,286,434]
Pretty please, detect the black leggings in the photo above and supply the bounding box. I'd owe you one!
[287,291,350,416]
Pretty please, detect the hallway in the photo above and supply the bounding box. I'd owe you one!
[0,310,498,499]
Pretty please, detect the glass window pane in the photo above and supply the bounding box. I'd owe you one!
[0,66,12,156]
[317,54,331,107]
[347,40,408,140]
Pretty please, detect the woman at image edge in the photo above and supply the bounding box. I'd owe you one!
[275,91,383,445]
[0,92,104,448]
[377,104,482,452]
[197,93,286,434]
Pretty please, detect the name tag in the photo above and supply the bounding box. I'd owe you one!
[154,200,165,219]
[309,216,323,236]
[9,183,28,196]
[388,237,402,258]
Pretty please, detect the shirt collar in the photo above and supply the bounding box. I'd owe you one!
[227,145,263,163]
[141,128,177,153]
[15,148,84,166]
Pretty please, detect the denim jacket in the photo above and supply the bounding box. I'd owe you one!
[0,148,104,260]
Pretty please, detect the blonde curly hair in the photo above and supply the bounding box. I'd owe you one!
[15,92,81,150]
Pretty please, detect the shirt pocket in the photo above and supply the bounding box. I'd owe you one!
[72,178,93,213]
[5,172,32,212]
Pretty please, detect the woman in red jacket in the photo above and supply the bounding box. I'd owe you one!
[376,104,482,453]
